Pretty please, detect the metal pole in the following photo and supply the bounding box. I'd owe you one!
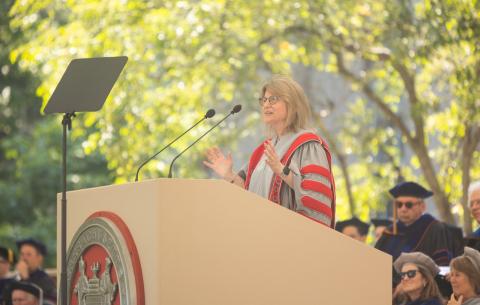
[60,112,74,305]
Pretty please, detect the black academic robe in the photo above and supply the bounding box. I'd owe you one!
[375,213,452,266]
[463,227,480,251]
[0,277,15,304]
[27,269,57,302]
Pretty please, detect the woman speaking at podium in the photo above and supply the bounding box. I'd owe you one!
[204,75,335,227]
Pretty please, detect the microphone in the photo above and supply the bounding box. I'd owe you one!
[167,104,242,178]
[134,108,215,182]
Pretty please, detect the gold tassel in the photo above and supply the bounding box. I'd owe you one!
[8,248,13,264]
[393,201,398,235]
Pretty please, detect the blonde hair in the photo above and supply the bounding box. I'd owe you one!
[260,75,312,134]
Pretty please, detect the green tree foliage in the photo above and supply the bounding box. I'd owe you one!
[4,0,480,248]
[253,0,480,228]
[0,0,114,266]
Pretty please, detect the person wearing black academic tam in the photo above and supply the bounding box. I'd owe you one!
[375,181,454,267]
[0,247,16,304]
[335,217,370,243]
[3,281,42,305]
[15,239,56,303]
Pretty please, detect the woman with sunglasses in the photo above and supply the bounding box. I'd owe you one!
[204,75,335,227]
[447,247,480,305]
[393,252,444,305]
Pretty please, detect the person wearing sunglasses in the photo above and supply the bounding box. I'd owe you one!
[375,181,455,267]
[204,75,335,227]
[393,252,444,305]
[447,247,480,305]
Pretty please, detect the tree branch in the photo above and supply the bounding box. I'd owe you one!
[391,61,425,146]
[313,112,356,216]
[333,51,414,143]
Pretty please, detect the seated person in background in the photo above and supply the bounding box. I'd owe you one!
[375,181,453,266]
[0,247,16,303]
[468,180,480,237]
[393,252,444,305]
[335,217,370,243]
[465,181,480,251]
[371,218,392,242]
[15,238,56,303]
[3,281,42,305]
[447,247,480,305]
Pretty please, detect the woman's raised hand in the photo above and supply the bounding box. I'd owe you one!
[264,140,283,175]
[203,147,234,179]
[447,294,463,305]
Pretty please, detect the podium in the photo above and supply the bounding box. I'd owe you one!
[58,179,391,305]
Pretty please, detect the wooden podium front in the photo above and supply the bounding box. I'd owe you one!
[58,179,391,305]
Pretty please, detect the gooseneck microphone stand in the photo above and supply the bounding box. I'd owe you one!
[168,105,242,178]
[135,109,215,182]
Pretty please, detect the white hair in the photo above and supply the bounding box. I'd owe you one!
[469,180,480,202]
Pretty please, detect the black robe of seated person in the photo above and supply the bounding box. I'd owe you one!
[375,213,453,266]
[26,269,56,302]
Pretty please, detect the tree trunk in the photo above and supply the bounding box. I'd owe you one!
[314,114,356,216]
[411,140,455,224]
[334,53,455,223]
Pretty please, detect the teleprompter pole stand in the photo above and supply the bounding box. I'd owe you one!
[60,111,74,305]
[43,56,127,305]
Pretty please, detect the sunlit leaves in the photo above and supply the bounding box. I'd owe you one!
[4,0,479,230]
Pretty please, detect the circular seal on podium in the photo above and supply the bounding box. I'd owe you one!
[66,211,144,305]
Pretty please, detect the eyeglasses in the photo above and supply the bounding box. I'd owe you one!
[258,95,281,106]
[399,269,418,280]
[395,200,421,209]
